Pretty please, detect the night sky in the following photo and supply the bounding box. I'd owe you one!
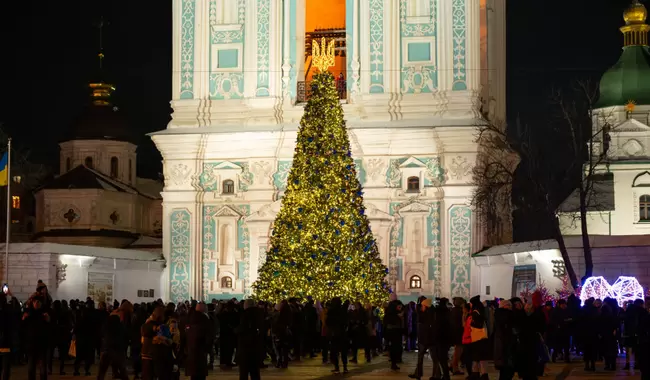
[0,0,638,239]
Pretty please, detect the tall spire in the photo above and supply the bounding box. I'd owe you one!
[90,16,114,107]
[621,0,650,47]
[97,16,106,73]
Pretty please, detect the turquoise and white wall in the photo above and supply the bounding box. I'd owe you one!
[158,0,506,302]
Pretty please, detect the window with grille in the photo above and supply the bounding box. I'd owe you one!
[221,276,233,289]
[222,179,235,194]
[407,176,420,192]
[409,275,422,289]
[640,195,650,221]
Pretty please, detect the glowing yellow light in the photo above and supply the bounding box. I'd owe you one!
[252,72,389,306]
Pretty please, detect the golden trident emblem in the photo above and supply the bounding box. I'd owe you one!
[312,37,336,73]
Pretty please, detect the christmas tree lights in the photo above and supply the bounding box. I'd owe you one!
[252,42,389,304]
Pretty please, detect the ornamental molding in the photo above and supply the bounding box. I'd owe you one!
[399,156,428,169]
[245,200,282,223]
[213,205,245,218]
[169,163,192,186]
[396,201,432,215]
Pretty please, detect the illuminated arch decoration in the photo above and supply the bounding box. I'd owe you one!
[610,276,645,306]
[580,276,645,307]
[580,276,613,305]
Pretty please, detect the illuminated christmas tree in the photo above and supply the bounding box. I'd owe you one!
[252,39,389,305]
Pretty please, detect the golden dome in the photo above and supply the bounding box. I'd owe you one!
[624,0,647,25]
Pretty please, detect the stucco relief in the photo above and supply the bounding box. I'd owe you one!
[447,156,472,181]
[251,161,273,186]
[365,158,388,185]
[622,139,644,157]
[169,163,192,186]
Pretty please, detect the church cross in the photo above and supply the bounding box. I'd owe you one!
[94,16,109,71]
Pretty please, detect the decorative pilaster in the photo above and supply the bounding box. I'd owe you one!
[448,205,472,299]
[451,0,467,91]
[169,209,192,302]
[180,0,196,99]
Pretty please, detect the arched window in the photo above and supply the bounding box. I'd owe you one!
[222,179,235,194]
[640,195,650,221]
[409,275,422,289]
[407,176,420,192]
[65,157,71,172]
[221,276,233,289]
[110,157,119,177]
[84,156,93,168]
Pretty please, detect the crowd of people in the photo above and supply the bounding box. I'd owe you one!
[2,281,650,380]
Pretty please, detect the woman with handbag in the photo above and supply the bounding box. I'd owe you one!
[466,296,490,380]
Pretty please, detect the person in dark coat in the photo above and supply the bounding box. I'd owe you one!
[550,299,571,363]
[48,300,72,375]
[185,303,211,380]
[634,301,650,380]
[408,298,434,380]
[302,300,319,359]
[141,306,164,380]
[468,296,490,380]
[0,291,16,380]
[383,294,404,371]
[271,301,292,369]
[96,302,132,380]
[600,301,619,371]
[493,300,515,380]
[23,294,51,380]
[432,298,452,380]
[236,299,265,380]
[326,297,349,374]
[450,297,466,375]
[73,301,96,376]
[218,301,239,368]
[581,298,599,371]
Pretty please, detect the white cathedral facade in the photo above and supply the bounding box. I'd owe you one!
[153,0,507,302]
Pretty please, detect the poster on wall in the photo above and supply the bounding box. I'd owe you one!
[87,272,115,304]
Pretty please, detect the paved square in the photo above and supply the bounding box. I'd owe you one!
[8,352,641,380]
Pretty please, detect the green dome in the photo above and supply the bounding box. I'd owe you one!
[597,46,650,108]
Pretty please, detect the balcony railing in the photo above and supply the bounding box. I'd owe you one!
[297,80,347,103]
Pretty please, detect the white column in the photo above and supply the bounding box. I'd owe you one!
[161,202,172,302]
[244,0,258,97]
[194,0,210,99]
[281,0,291,101]
[465,0,481,93]
[269,0,282,97]
[359,0,370,95]
[488,0,506,121]
[440,200,451,298]
[384,0,400,93]
[438,0,453,92]
[172,0,183,100]
[349,0,361,100]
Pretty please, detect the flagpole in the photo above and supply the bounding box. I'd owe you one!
[4,138,10,283]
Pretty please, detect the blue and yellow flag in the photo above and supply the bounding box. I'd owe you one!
[0,153,8,187]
